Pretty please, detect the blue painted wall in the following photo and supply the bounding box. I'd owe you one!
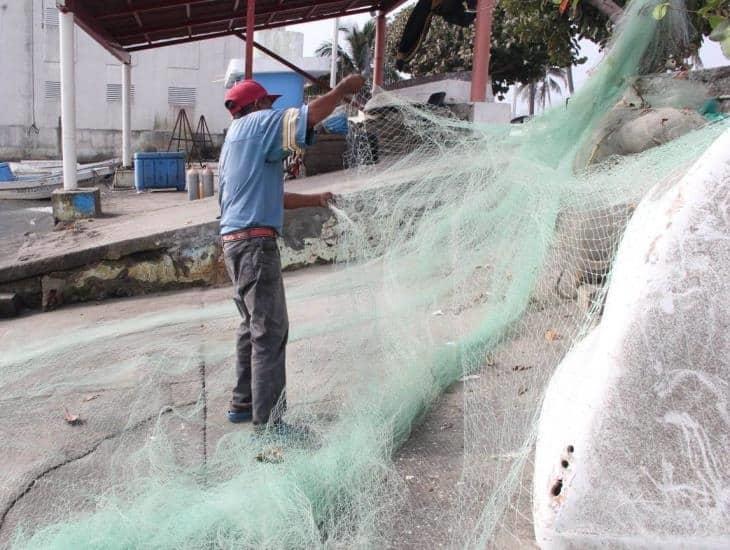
[252,72,305,109]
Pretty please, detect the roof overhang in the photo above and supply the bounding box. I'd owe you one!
[58,0,409,63]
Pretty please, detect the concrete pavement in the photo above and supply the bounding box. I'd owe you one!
[0,261,579,547]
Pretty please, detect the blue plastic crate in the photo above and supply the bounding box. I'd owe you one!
[0,162,16,182]
[134,152,186,191]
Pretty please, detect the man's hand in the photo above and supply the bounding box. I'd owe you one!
[308,74,367,128]
[337,74,366,96]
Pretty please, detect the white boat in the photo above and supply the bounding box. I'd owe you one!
[0,160,119,200]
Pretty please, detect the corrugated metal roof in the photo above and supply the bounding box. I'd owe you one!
[61,0,405,63]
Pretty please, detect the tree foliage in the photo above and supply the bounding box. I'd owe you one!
[647,0,730,57]
[561,0,727,58]
[316,21,400,84]
[386,2,585,97]
[316,21,375,76]
[385,0,728,98]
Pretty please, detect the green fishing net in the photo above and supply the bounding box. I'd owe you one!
[1,1,728,548]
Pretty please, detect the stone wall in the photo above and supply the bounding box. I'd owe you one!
[0,205,342,312]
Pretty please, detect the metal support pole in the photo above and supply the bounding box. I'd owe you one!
[330,18,339,88]
[245,0,255,79]
[470,0,495,102]
[236,32,327,88]
[59,9,78,190]
[234,33,363,109]
[373,11,386,88]
[122,61,132,168]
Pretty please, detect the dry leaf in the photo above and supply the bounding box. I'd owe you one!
[512,365,532,372]
[256,447,284,464]
[545,329,562,341]
[63,407,83,426]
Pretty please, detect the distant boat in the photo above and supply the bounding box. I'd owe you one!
[0,160,118,200]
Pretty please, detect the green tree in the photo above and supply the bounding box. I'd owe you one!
[386,0,727,99]
[386,2,585,98]
[316,21,375,77]
[558,0,728,60]
[517,67,568,114]
[316,20,399,84]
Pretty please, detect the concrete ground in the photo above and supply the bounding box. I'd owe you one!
[0,262,581,547]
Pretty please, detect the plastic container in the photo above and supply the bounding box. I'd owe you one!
[133,152,186,191]
[0,162,16,182]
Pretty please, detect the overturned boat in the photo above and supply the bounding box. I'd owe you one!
[0,159,118,200]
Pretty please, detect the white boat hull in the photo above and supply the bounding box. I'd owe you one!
[0,160,118,200]
[533,129,730,548]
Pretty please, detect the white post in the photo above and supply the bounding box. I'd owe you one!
[122,62,132,168]
[330,18,338,88]
[59,9,78,190]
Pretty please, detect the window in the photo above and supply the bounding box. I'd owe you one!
[106,83,135,103]
[43,6,59,27]
[44,81,61,101]
[168,86,197,107]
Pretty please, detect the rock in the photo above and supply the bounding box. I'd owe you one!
[533,130,730,547]
[41,276,66,311]
[0,292,21,318]
[576,107,706,168]
[615,108,707,155]
[575,284,603,314]
[553,204,635,301]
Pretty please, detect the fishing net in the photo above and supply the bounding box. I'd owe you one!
[1,1,728,548]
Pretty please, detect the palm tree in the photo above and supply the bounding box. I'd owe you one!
[535,67,567,111]
[517,67,567,115]
[565,65,575,95]
[316,20,376,80]
[516,81,537,116]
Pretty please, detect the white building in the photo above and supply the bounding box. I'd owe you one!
[0,1,319,162]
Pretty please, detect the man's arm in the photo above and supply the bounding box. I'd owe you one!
[284,192,334,209]
[285,76,363,210]
[307,75,366,128]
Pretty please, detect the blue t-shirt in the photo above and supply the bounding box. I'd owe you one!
[218,105,310,235]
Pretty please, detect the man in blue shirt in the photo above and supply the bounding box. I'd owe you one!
[219,75,365,432]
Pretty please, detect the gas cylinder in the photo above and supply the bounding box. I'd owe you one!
[186,168,199,200]
[200,167,215,198]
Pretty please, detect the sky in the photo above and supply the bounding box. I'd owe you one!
[289,6,728,117]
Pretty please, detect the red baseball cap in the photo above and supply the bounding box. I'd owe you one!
[224,80,281,115]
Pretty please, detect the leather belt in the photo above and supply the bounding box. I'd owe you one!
[221,227,278,242]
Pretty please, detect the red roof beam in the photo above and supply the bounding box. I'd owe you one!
[116,12,249,41]
[234,31,325,87]
[96,0,220,20]
[266,0,369,23]
[97,0,362,21]
[229,0,241,30]
[126,28,237,52]
[59,0,131,64]
[114,0,366,42]
[122,5,375,50]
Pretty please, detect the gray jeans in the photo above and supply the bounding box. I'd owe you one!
[223,237,289,425]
